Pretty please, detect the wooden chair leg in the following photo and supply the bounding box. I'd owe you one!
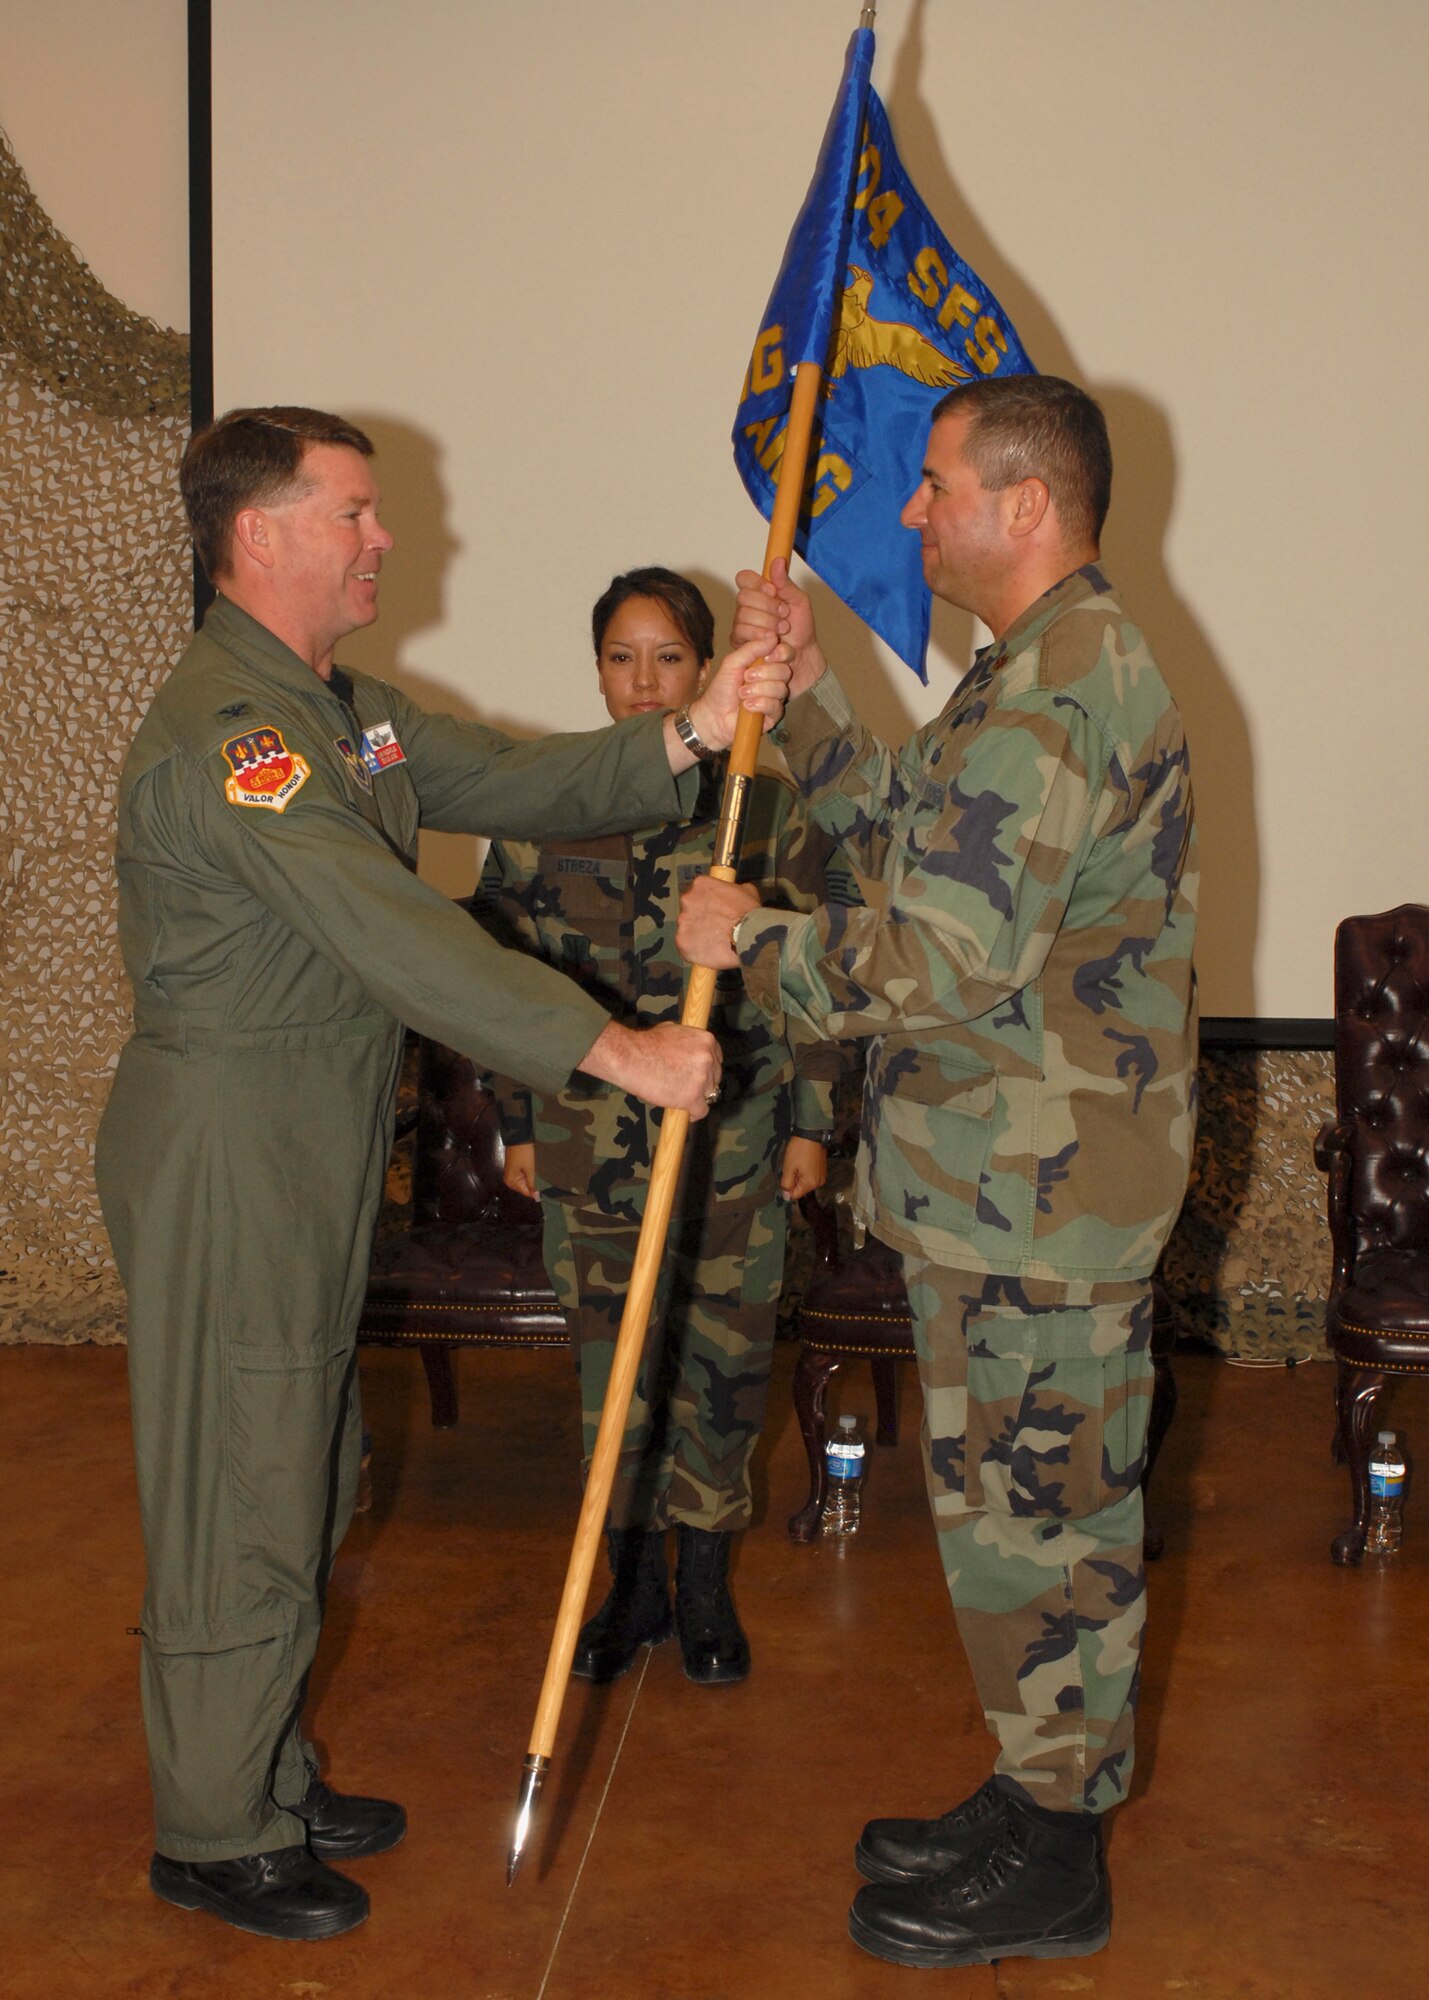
[419,1343,459,1429]
[1332,1360,1387,1565]
[870,1352,902,1447]
[788,1346,840,1543]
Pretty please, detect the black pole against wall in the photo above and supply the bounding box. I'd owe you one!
[187,0,215,627]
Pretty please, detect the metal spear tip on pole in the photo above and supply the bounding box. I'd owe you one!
[506,1753,549,1886]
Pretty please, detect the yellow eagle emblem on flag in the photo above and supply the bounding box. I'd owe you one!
[825,266,971,396]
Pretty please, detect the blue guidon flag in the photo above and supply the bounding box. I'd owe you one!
[732,26,1035,681]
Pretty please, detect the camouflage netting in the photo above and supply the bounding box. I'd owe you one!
[787,1048,1335,1365]
[1159,1048,1333,1363]
[0,123,191,1344]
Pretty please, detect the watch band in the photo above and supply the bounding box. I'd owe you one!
[672,705,716,762]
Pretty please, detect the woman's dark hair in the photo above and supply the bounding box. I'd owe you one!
[591,567,715,663]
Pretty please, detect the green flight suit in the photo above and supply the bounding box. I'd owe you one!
[95,597,697,1862]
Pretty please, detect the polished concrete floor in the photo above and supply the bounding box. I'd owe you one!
[3,1336,1427,1998]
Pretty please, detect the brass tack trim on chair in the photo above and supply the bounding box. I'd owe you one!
[358,1323,566,1347]
[363,1301,557,1316]
[1339,1318,1429,1343]
[800,1306,912,1326]
[799,1338,915,1358]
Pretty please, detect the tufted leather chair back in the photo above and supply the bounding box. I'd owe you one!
[411,1039,508,1227]
[1334,904,1429,1266]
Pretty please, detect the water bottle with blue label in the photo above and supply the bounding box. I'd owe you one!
[824,1413,866,1539]
[1366,1430,1406,1556]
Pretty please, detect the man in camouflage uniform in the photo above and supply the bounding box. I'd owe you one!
[680,376,1197,1968]
[477,574,854,1686]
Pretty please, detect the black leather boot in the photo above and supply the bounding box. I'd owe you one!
[290,1775,407,1859]
[849,1782,1110,1968]
[571,1526,674,1682]
[673,1524,750,1686]
[855,1775,1011,1884]
[149,1846,369,1940]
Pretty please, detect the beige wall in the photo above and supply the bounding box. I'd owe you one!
[208,0,1428,1018]
[0,0,189,332]
[11,2,1422,1018]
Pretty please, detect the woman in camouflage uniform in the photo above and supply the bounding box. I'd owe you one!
[477,569,852,1685]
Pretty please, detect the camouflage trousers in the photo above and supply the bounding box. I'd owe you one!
[542,1193,788,1533]
[901,1254,1154,1816]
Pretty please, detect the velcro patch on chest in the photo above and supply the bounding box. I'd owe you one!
[220,726,311,812]
[334,735,375,794]
[360,719,407,772]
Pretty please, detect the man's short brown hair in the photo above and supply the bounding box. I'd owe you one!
[931,375,1112,550]
[180,406,375,582]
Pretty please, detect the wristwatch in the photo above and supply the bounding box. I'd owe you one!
[672,705,717,762]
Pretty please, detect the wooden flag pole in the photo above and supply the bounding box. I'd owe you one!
[506,361,825,1882]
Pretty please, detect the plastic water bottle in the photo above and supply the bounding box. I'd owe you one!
[824,1414,866,1539]
[1366,1431,1406,1556]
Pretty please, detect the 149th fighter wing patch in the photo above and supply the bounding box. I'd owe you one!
[220,726,311,811]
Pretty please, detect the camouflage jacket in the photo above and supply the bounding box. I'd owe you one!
[735,567,1199,1281]
[476,762,856,1223]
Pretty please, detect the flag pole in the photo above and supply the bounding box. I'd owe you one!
[505,365,824,1887]
[507,2,872,1887]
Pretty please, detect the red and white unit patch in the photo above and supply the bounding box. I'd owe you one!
[221,726,312,812]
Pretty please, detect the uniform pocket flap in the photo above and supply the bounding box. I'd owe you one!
[143,1603,294,1655]
[877,1047,997,1116]
[228,1337,350,1375]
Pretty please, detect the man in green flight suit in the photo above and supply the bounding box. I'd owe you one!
[95,406,789,1942]
[680,376,1198,1970]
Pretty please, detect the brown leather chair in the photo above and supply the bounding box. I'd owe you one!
[357,1036,566,1426]
[786,1191,1178,1558]
[1316,904,1429,1564]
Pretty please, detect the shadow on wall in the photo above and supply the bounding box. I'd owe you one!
[1097,388,1258,1021]
[340,412,471,711]
[877,0,1258,1019]
[341,412,509,899]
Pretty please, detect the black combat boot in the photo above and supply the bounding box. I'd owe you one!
[290,1775,407,1859]
[848,1781,1110,1968]
[855,1775,1010,1884]
[673,1524,750,1685]
[571,1526,674,1682]
[149,1846,369,1941]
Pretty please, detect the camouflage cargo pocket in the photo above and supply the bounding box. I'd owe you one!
[867,1044,996,1244]
[964,1288,1151,1523]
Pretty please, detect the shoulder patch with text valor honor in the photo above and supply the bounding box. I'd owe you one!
[220,726,311,812]
[334,735,374,793]
[360,719,407,773]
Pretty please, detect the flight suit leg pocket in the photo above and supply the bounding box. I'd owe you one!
[226,1338,356,1596]
[141,1603,298,1853]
